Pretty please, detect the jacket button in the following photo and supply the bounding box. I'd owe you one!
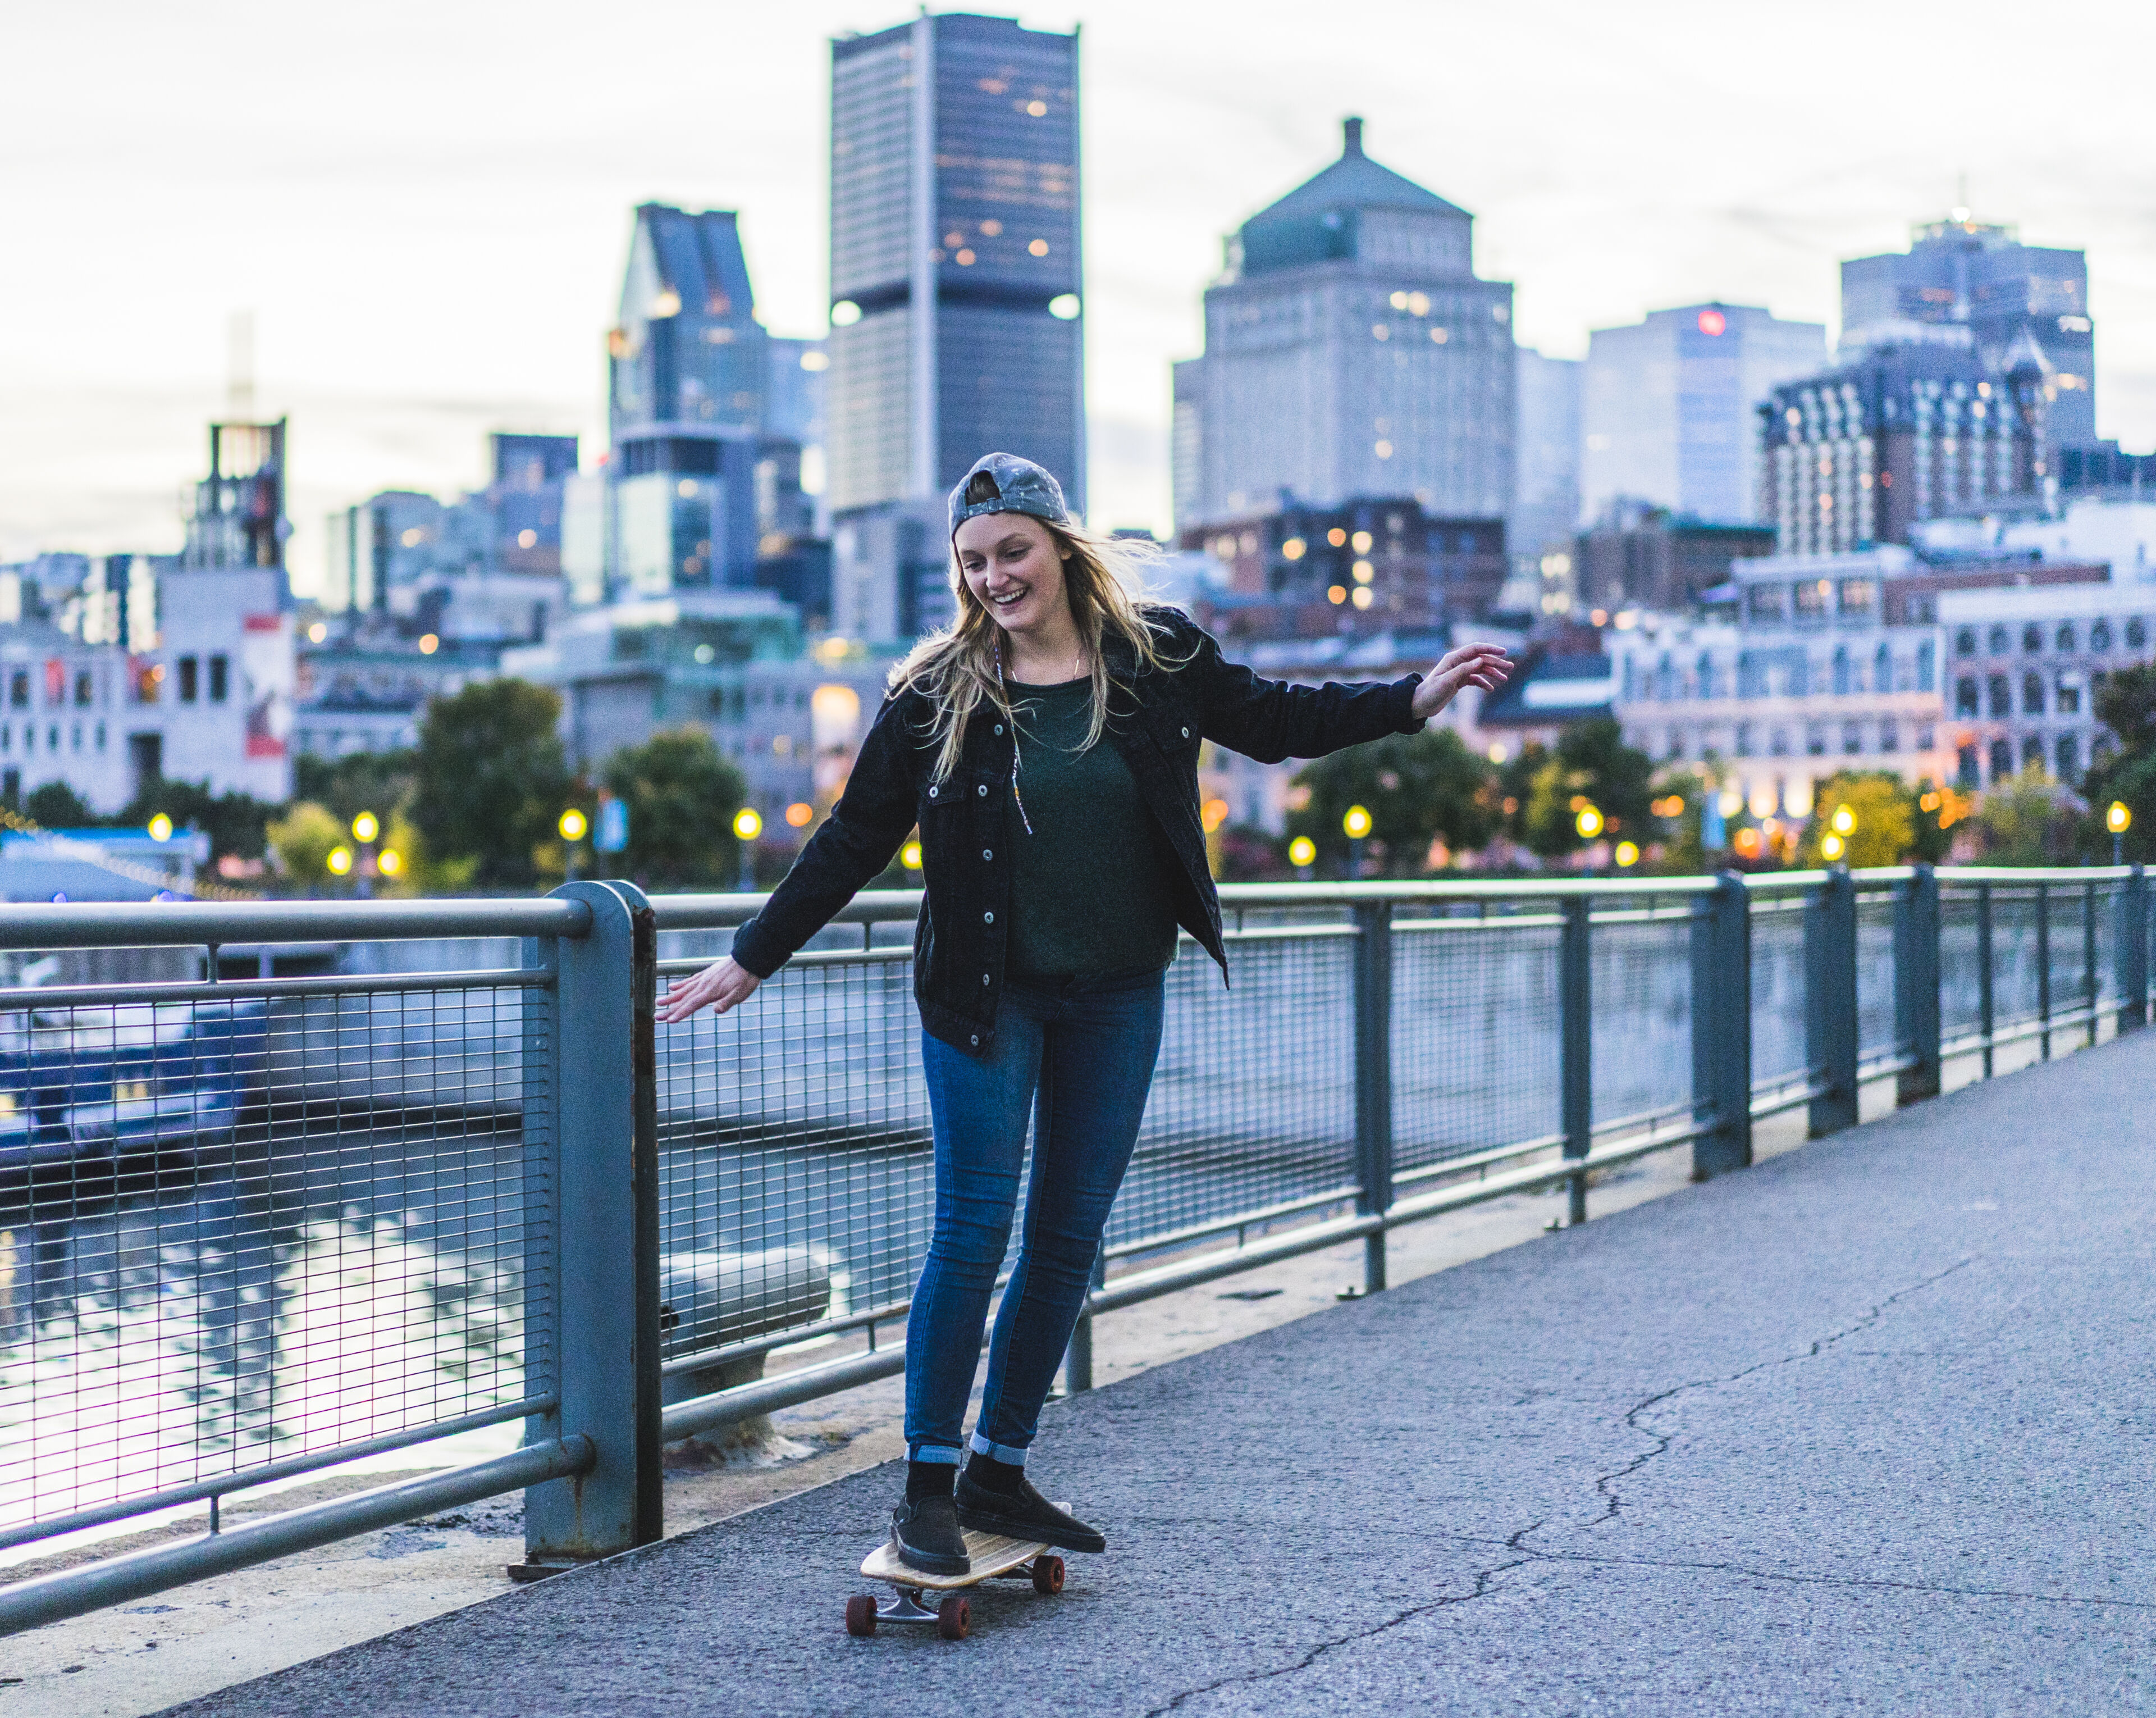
[1181,726,1190,738]
[982,848,993,860]
[928,785,938,799]
[982,972,991,986]
[983,910,994,924]
[977,783,988,796]
[994,724,1004,735]
[970,1034,980,1046]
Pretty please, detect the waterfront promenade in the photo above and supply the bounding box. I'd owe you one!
[162,1023,2156,1714]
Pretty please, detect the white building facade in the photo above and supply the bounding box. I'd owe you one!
[1582,303,1825,527]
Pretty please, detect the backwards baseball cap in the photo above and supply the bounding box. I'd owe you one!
[947,452,1070,538]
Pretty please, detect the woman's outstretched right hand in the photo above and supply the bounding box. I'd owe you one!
[657,956,762,1023]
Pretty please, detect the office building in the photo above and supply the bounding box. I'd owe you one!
[1840,213,2096,449]
[1572,502,1776,615]
[826,12,1082,640]
[1182,499,1505,643]
[1173,119,1513,534]
[1581,303,1825,527]
[1760,344,2049,556]
[1511,348,1581,596]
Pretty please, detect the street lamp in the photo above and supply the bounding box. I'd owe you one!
[2108,800,2132,866]
[733,807,763,891]
[350,810,382,897]
[1613,840,1639,869]
[1288,835,1316,878]
[559,807,589,882]
[1830,804,1856,837]
[1342,804,1372,879]
[1574,803,1603,840]
[147,813,173,843]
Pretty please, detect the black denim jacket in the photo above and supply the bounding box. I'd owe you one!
[731,609,1427,1056]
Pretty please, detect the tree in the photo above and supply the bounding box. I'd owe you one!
[1796,771,1917,869]
[2079,663,2156,863]
[125,780,276,866]
[294,749,419,831]
[1971,765,2080,865]
[601,728,749,890]
[1286,729,1497,874]
[21,781,95,828]
[1515,718,1655,859]
[411,680,571,888]
[265,801,346,885]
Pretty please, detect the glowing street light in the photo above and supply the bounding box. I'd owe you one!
[1821,832,1846,862]
[377,849,403,877]
[733,807,763,891]
[147,813,173,843]
[1613,841,1640,868]
[1342,804,1372,879]
[1830,804,1856,837]
[900,840,924,871]
[1574,803,1604,841]
[1288,835,1317,874]
[559,808,588,842]
[2109,799,2132,865]
[327,846,354,876]
[352,811,381,844]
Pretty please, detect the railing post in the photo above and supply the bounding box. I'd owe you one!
[2118,865,2150,1034]
[2083,880,2098,1049]
[1893,864,1942,1106]
[1690,873,1752,1179]
[521,881,662,1570]
[1063,1245,1104,1395]
[2036,881,2052,1060]
[1977,882,1995,1079]
[1560,894,1592,1225]
[1352,900,1394,1292]
[1805,867,1860,1137]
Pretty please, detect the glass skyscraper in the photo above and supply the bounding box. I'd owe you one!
[1840,216,2095,450]
[826,12,1082,640]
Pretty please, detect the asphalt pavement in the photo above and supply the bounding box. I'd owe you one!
[165,1027,2156,1716]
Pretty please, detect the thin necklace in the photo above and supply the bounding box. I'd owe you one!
[992,635,1086,836]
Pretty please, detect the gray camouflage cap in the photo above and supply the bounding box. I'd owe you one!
[947,452,1070,537]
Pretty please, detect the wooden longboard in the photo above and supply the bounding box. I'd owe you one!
[860,1523,1050,1592]
[847,1509,1074,1638]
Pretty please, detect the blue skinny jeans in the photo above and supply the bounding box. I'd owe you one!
[905,969,1165,1468]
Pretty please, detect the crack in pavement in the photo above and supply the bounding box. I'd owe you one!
[1138,1520,1546,1717]
[1142,1261,1988,1715]
[1573,1256,1977,1533]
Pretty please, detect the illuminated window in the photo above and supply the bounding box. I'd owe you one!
[1351,531,1372,553]
[1327,528,1347,548]
[1350,586,1374,609]
[1026,99,1047,116]
[956,249,976,266]
[1697,308,1727,335]
[1327,585,1347,605]
[1029,239,1049,257]
[980,219,1003,236]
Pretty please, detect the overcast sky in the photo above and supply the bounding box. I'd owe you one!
[6,0,2154,595]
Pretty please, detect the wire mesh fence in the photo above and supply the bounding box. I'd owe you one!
[0,931,559,1555]
[3,868,2150,1628]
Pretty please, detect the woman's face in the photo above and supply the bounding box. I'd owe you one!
[954,512,1070,639]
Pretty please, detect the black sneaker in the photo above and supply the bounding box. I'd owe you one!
[954,1471,1107,1553]
[890,1494,970,1576]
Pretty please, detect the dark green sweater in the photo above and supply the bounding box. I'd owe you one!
[1003,676,1180,981]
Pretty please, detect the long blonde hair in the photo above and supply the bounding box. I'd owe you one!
[889,514,1185,783]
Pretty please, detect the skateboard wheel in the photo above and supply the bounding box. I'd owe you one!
[845,1595,877,1638]
[1031,1556,1065,1596]
[937,1594,970,1640]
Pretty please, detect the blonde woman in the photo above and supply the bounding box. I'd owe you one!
[659,453,1509,1574]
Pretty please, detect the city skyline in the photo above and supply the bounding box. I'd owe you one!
[6,0,2156,593]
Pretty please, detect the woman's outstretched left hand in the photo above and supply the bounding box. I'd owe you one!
[1410,642,1513,722]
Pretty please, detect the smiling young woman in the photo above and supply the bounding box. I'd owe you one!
[658,452,1509,1576]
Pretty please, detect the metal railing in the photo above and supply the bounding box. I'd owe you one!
[0,865,2148,1633]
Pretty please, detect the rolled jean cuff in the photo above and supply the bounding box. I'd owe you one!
[910,1443,964,1465]
[969,1430,1030,1466]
